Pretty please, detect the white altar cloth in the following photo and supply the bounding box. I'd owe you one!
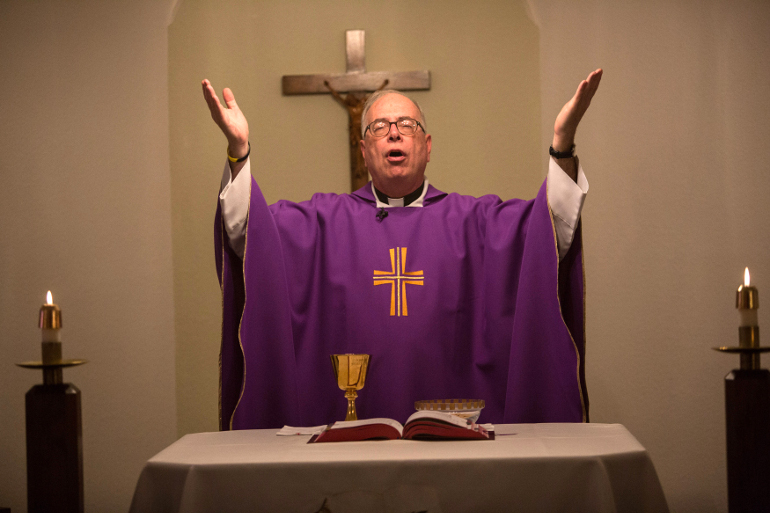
[129,423,668,513]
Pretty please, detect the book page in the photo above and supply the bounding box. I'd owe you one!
[330,418,404,437]
[402,411,493,441]
[276,425,327,436]
[405,410,472,429]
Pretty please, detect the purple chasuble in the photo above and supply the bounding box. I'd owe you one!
[215,178,587,430]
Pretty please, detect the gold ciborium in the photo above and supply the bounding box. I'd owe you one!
[330,354,370,421]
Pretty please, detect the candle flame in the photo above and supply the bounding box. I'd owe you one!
[744,268,751,287]
[46,291,53,305]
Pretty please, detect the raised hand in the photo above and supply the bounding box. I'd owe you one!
[202,79,250,158]
[552,69,602,152]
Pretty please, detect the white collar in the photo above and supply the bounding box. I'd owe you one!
[372,177,430,209]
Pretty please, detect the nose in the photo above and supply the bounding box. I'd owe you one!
[387,122,402,141]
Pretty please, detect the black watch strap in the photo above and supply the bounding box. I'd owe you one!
[549,144,575,159]
[228,142,251,163]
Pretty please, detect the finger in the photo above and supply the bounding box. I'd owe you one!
[223,87,238,109]
[202,79,216,101]
[576,70,602,115]
[584,78,601,103]
[579,70,602,100]
[573,79,588,103]
[202,80,222,112]
[594,68,604,90]
[586,70,602,94]
[202,79,212,102]
[208,89,225,114]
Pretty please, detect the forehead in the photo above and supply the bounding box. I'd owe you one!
[367,94,421,123]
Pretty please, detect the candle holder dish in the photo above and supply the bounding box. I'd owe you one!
[713,344,770,370]
[16,358,88,385]
[414,399,485,423]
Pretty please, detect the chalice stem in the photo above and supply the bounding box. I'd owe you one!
[345,388,358,421]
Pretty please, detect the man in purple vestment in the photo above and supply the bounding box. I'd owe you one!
[203,69,602,430]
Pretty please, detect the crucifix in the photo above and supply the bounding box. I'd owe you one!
[282,30,431,191]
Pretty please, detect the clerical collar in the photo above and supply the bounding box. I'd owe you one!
[372,180,427,208]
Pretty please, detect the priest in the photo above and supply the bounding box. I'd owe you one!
[203,69,602,430]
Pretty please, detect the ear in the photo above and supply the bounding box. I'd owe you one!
[360,138,368,167]
[425,134,432,162]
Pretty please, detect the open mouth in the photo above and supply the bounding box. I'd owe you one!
[386,150,406,162]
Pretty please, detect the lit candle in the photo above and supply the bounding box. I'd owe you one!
[737,268,759,327]
[39,290,62,343]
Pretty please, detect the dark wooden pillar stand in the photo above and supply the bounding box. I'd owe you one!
[724,369,770,512]
[715,322,770,513]
[17,330,87,513]
[25,383,84,513]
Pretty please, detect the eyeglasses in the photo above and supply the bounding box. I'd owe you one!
[364,117,425,138]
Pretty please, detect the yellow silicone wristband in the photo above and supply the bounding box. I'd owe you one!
[227,142,250,163]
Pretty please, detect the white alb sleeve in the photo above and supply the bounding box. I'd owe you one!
[218,159,250,259]
[546,157,589,261]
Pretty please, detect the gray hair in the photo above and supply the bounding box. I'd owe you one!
[360,90,427,137]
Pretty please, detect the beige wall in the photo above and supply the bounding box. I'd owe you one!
[532,1,770,511]
[169,0,542,436]
[2,0,770,512]
[0,1,177,512]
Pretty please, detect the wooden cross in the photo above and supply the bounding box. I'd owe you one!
[282,30,431,191]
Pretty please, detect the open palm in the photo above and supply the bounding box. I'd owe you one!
[202,79,250,157]
[553,69,602,151]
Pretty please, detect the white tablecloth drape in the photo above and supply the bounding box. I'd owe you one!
[129,423,668,513]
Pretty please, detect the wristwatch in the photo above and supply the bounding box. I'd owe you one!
[549,144,575,159]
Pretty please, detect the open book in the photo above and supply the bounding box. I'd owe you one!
[308,410,494,443]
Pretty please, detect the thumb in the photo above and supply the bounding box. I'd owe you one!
[222,87,238,109]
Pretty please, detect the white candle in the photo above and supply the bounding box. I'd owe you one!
[737,268,758,327]
[40,290,62,342]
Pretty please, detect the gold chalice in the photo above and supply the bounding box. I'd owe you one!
[330,354,370,421]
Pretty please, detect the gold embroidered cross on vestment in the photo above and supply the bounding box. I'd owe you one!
[373,247,424,316]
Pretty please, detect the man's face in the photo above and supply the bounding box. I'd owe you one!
[360,94,432,196]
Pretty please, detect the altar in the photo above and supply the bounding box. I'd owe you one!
[129,423,668,513]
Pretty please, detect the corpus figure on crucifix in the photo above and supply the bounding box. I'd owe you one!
[324,78,389,190]
[202,66,603,431]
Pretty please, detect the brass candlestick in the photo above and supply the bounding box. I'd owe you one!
[713,269,770,512]
[714,269,769,367]
[330,354,370,421]
[17,297,87,379]
[15,292,88,513]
